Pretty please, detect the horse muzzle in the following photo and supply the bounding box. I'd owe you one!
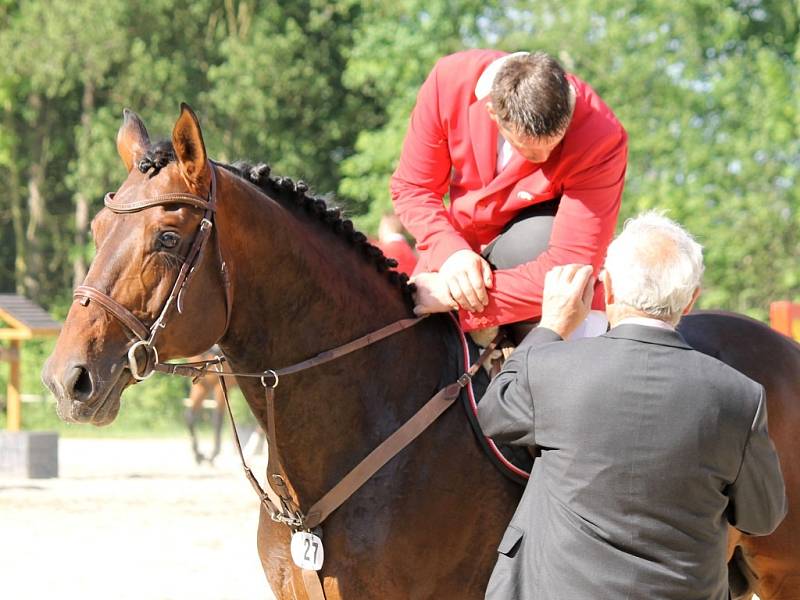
[42,354,130,426]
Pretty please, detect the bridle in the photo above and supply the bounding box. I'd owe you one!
[71,161,502,599]
[74,163,232,381]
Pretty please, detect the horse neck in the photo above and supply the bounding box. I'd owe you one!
[214,171,447,504]
[215,172,415,362]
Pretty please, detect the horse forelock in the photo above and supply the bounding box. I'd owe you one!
[138,140,175,176]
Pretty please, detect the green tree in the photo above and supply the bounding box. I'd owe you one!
[340,0,799,318]
[338,0,500,230]
[204,0,374,194]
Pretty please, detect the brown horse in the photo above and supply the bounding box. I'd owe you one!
[42,106,798,599]
[678,313,800,600]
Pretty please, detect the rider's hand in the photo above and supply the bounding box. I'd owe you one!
[438,249,493,313]
[410,272,460,315]
[538,264,595,339]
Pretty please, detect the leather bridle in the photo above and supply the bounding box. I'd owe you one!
[74,164,232,381]
[71,162,502,600]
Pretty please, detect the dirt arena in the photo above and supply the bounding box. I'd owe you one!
[0,436,276,600]
[1,436,763,600]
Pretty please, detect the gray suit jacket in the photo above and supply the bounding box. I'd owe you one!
[477,324,787,600]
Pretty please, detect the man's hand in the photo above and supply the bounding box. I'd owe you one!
[410,272,459,315]
[439,249,494,313]
[539,264,595,339]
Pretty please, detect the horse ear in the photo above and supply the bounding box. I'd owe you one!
[116,109,150,172]
[172,103,210,191]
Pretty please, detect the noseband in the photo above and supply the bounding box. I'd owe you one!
[73,164,231,380]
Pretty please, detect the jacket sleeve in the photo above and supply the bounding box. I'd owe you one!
[477,327,562,445]
[460,136,627,331]
[390,60,473,270]
[727,386,788,535]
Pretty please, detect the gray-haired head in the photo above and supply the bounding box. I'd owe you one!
[605,211,704,325]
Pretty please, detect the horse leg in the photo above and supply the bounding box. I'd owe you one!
[185,382,207,464]
[256,505,299,600]
[738,535,800,600]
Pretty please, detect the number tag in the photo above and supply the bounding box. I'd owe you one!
[290,531,324,571]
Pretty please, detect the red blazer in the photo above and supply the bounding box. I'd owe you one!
[391,49,627,330]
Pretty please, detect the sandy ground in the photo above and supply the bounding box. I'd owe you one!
[1,436,763,600]
[0,436,276,600]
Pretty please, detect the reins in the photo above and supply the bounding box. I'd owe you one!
[72,164,504,599]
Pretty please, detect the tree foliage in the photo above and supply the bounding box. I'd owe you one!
[0,0,796,323]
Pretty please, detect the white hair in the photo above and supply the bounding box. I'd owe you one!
[605,211,704,324]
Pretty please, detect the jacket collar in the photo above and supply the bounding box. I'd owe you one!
[468,96,498,186]
[603,323,693,350]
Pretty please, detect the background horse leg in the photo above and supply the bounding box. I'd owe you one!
[209,381,225,464]
[185,381,209,464]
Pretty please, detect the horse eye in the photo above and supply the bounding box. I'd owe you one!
[157,231,181,249]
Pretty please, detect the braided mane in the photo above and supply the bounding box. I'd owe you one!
[138,142,415,306]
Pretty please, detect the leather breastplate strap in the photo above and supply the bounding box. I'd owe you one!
[209,326,503,600]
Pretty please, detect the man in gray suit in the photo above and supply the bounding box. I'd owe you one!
[478,212,787,600]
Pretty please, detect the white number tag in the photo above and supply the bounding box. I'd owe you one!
[290,531,324,571]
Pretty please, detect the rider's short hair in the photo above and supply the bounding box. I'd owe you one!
[490,52,572,139]
[605,211,704,325]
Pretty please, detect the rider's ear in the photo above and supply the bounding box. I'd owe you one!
[116,109,150,172]
[172,103,210,193]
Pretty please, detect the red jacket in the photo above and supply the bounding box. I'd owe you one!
[391,50,627,330]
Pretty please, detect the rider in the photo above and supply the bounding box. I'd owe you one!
[391,49,627,339]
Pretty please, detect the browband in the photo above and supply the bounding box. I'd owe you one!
[105,191,213,213]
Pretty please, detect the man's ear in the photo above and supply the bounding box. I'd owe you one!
[485,101,500,124]
[116,109,150,172]
[682,287,701,315]
[172,103,210,193]
[602,270,614,306]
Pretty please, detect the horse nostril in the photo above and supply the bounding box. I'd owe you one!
[66,365,94,400]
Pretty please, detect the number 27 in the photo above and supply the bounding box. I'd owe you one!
[304,538,319,563]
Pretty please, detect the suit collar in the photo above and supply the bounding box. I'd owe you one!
[604,323,693,350]
[468,97,498,186]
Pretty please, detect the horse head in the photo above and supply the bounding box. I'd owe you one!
[42,105,228,425]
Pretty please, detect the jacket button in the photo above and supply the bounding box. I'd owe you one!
[518,191,533,201]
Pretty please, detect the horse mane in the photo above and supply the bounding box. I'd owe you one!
[139,142,415,307]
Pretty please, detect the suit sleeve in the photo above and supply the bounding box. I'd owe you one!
[477,327,562,445]
[727,386,788,535]
[460,135,627,331]
[390,60,473,270]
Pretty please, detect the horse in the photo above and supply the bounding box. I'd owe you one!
[41,105,799,599]
[678,313,800,600]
